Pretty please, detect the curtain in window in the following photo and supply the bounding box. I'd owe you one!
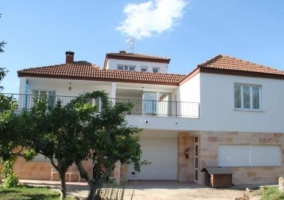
[252,87,260,109]
[234,85,241,108]
[243,86,250,109]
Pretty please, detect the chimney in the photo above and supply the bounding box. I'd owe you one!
[65,51,74,63]
[119,50,126,54]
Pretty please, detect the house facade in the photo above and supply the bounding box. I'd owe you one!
[14,51,284,185]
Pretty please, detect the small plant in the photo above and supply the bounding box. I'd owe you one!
[261,186,284,200]
[1,157,18,188]
[4,172,18,188]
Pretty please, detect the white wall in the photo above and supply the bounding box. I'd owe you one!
[106,58,168,73]
[178,74,200,117]
[25,78,113,97]
[199,73,284,132]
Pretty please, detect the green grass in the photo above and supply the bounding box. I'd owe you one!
[261,186,284,200]
[0,185,61,200]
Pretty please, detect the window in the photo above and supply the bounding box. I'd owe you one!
[32,90,56,108]
[141,67,147,72]
[117,65,135,71]
[117,66,124,70]
[152,67,159,73]
[218,145,281,167]
[234,84,261,110]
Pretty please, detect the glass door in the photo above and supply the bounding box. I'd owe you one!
[158,92,172,116]
[142,92,157,115]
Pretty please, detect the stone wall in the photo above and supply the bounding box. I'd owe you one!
[178,133,194,182]
[14,156,93,181]
[199,131,284,185]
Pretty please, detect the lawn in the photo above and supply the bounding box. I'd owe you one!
[0,185,60,200]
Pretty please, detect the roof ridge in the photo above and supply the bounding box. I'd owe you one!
[106,69,186,76]
[106,52,170,60]
[221,55,274,70]
[197,54,284,76]
[198,55,223,67]
[18,62,101,72]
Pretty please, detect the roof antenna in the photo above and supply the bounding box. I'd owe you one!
[126,37,135,53]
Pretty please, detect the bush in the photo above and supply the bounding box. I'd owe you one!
[4,172,18,188]
[261,186,284,200]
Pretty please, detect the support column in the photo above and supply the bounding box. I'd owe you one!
[113,161,121,185]
[19,77,27,94]
[110,82,116,105]
[178,132,194,182]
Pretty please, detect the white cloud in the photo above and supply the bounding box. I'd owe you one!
[116,0,188,39]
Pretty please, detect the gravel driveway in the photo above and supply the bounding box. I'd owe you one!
[68,181,260,200]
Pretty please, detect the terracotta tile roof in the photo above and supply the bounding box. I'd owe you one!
[18,62,185,86]
[104,51,170,68]
[198,55,284,75]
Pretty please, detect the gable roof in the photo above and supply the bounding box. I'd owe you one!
[104,52,170,68]
[180,55,284,84]
[18,54,284,86]
[198,54,284,76]
[18,62,185,86]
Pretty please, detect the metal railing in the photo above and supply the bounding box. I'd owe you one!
[2,94,200,118]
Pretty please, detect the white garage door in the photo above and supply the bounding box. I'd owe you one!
[128,137,178,180]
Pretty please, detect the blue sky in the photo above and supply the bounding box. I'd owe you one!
[1,0,284,93]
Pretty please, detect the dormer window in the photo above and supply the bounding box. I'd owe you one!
[153,67,159,73]
[117,65,136,71]
[141,67,148,72]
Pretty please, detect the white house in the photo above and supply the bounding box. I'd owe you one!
[15,51,284,185]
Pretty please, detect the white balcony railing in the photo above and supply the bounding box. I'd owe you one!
[2,94,199,118]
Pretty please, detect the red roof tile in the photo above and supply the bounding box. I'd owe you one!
[18,62,185,86]
[198,55,284,75]
[104,52,170,68]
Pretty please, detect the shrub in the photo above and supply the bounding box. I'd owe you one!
[4,172,18,188]
[261,186,284,200]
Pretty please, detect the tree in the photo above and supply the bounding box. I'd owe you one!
[19,91,142,200]
[71,93,142,200]
[0,13,7,90]
[0,14,20,187]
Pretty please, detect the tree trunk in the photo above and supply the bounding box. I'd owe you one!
[87,184,95,200]
[59,171,67,200]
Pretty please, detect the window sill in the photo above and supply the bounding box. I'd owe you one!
[234,108,264,113]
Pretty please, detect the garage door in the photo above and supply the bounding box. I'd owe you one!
[128,137,178,180]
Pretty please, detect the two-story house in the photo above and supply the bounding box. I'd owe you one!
[14,51,284,186]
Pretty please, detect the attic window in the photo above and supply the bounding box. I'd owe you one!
[141,67,147,72]
[153,67,159,73]
[117,65,136,71]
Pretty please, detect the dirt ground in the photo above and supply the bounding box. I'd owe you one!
[66,181,262,200]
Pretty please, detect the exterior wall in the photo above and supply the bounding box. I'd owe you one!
[178,133,194,182]
[198,131,284,185]
[179,73,200,103]
[106,59,168,73]
[14,156,92,182]
[25,78,113,97]
[199,73,284,132]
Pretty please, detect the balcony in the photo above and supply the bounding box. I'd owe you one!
[2,94,200,118]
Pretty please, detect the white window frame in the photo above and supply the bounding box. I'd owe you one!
[234,84,262,111]
[31,89,56,108]
[141,67,148,72]
[219,145,281,167]
[152,67,160,73]
[117,65,136,71]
